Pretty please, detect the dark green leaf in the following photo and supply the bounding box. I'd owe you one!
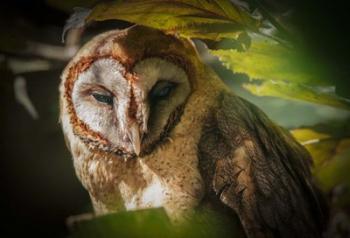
[70,208,242,238]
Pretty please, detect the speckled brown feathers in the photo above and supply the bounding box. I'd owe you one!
[198,93,328,237]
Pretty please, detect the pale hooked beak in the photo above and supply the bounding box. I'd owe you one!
[128,122,141,156]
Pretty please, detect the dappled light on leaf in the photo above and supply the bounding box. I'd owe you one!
[242,80,350,110]
[86,0,260,40]
[209,34,350,110]
[210,35,329,85]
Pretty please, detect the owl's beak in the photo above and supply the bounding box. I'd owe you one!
[128,122,141,156]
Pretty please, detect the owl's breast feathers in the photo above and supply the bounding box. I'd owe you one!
[198,92,328,238]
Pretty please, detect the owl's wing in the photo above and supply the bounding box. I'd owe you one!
[198,93,328,238]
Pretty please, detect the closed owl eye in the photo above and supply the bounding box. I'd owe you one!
[150,80,177,99]
[92,92,113,105]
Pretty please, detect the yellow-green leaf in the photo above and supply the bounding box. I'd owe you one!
[291,128,330,144]
[243,80,350,110]
[316,148,350,192]
[86,0,260,40]
[291,128,337,168]
[291,126,350,193]
[210,36,329,85]
[209,35,350,109]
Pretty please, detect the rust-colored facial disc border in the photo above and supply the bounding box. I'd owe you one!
[64,53,195,155]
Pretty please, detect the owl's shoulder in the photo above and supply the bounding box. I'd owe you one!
[197,91,254,155]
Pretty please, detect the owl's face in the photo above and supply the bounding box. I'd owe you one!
[61,26,200,158]
[72,57,190,156]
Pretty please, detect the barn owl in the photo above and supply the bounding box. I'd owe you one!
[60,25,328,237]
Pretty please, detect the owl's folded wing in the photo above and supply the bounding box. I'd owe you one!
[198,93,328,238]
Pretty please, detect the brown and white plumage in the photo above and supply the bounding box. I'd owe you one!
[198,94,328,237]
[59,26,327,237]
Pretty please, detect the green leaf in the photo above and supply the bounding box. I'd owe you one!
[86,0,260,40]
[316,146,350,190]
[243,80,350,110]
[291,123,350,193]
[70,208,172,238]
[210,35,330,85]
[70,208,242,238]
[211,35,350,110]
[291,127,344,169]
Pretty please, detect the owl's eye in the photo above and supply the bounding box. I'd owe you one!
[150,80,177,99]
[92,93,113,105]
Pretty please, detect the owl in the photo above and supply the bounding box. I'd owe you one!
[60,26,328,237]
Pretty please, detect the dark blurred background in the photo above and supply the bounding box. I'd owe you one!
[0,0,349,237]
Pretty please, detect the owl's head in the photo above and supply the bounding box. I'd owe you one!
[60,26,202,158]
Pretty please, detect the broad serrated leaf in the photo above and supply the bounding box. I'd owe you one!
[243,80,350,110]
[86,0,260,40]
[209,34,350,109]
[203,32,251,51]
[210,35,330,85]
